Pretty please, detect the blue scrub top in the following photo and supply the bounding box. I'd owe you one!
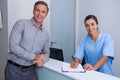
[74,33,114,75]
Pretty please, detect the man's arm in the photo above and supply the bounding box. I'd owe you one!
[33,35,50,66]
[9,20,35,61]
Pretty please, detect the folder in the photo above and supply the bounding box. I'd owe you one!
[62,62,85,73]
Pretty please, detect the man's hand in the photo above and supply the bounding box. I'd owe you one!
[33,59,43,67]
[33,54,45,67]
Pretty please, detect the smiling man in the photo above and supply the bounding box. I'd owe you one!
[5,1,50,80]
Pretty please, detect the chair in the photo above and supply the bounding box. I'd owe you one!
[81,57,85,66]
[50,47,64,61]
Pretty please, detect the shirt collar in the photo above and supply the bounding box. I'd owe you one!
[31,18,43,31]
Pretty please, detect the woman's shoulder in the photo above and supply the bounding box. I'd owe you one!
[100,33,112,38]
[79,35,89,43]
[100,33,113,41]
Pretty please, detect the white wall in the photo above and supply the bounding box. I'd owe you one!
[0,0,8,79]
[76,0,120,77]
[8,0,50,41]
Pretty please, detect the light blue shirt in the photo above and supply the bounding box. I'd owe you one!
[6,18,50,66]
[74,33,114,75]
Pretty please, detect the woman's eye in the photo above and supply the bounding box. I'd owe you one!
[91,23,94,26]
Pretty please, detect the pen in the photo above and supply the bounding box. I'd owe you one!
[72,56,75,61]
[72,56,77,63]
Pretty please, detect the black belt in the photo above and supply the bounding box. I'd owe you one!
[8,60,34,69]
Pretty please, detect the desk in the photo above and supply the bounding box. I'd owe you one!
[36,58,120,80]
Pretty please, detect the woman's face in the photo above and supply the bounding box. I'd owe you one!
[85,19,98,35]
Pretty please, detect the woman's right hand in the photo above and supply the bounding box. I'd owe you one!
[70,58,80,68]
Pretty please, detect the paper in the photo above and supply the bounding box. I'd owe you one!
[62,62,85,73]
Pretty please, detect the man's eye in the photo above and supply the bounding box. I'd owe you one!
[86,24,89,27]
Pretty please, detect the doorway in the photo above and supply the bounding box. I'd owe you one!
[50,0,75,62]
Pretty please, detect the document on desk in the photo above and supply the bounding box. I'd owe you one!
[62,63,85,73]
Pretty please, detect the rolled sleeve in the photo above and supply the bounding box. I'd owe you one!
[103,34,114,60]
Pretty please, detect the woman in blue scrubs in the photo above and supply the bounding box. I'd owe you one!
[70,15,114,75]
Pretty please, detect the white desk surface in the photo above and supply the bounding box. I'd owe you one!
[43,58,120,80]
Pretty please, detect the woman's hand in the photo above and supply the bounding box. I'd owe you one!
[83,63,94,71]
[70,58,80,68]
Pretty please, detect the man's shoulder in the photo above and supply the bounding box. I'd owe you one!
[13,19,32,29]
[16,19,30,23]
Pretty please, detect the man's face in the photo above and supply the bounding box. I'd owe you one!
[33,4,48,24]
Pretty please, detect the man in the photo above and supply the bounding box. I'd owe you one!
[5,1,50,80]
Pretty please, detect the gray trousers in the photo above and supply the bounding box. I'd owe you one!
[4,62,38,80]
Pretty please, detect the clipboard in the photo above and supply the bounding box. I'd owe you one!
[62,62,86,73]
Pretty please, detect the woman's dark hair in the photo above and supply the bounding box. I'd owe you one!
[84,15,98,24]
[34,1,49,12]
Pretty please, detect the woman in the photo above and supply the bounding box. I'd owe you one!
[70,15,114,75]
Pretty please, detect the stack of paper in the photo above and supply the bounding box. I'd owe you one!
[62,63,85,73]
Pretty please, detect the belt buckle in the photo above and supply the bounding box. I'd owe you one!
[12,62,15,65]
[20,65,23,69]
